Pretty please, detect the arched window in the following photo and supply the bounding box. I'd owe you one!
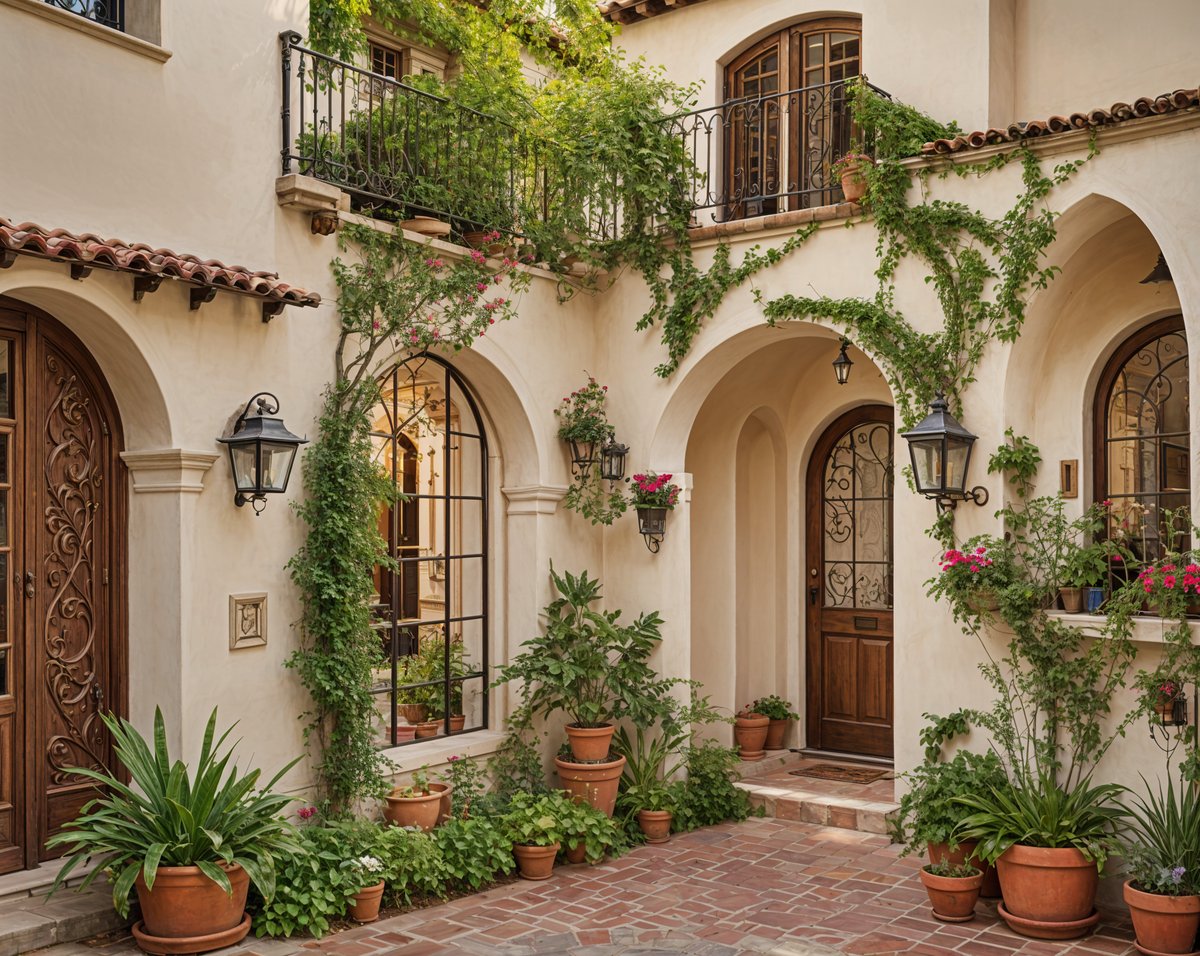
[723,18,861,218]
[1094,317,1189,561]
[370,354,489,746]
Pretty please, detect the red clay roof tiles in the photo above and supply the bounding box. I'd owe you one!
[599,0,712,24]
[0,217,321,314]
[922,87,1199,155]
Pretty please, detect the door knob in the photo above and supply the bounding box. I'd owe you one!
[24,571,34,599]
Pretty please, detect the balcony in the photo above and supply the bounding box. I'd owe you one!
[43,0,123,31]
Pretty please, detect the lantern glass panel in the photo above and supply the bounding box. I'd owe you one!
[229,443,258,493]
[944,438,972,495]
[259,441,298,493]
[907,438,944,496]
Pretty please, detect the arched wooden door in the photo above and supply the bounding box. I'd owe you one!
[0,297,126,874]
[804,405,893,759]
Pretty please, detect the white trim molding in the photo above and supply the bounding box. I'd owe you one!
[121,449,220,494]
[501,483,569,515]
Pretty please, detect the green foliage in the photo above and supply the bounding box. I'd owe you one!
[1124,772,1200,895]
[987,428,1042,500]
[671,742,754,831]
[444,755,487,819]
[434,818,516,890]
[892,749,1008,857]
[46,708,300,919]
[924,860,981,879]
[751,695,799,721]
[501,791,572,846]
[557,377,628,525]
[556,796,627,862]
[919,710,972,764]
[486,734,549,806]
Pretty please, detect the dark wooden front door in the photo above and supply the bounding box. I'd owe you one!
[0,298,125,875]
[805,405,893,758]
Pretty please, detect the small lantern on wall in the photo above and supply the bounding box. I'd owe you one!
[900,393,988,512]
[567,438,600,478]
[636,507,667,553]
[599,441,629,482]
[218,392,308,514]
[832,338,853,385]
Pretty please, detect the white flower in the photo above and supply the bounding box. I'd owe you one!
[356,855,383,874]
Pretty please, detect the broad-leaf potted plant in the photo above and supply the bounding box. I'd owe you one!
[919,860,984,922]
[343,854,386,923]
[753,695,799,751]
[733,705,769,761]
[622,782,678,844]
[383,766,452,831]
[502,792,569,880]
[1122,772,1200,955]
[46,707,300,956]
[558,794,626,864]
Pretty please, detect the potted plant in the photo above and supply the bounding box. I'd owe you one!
[630,472,681,549]
[502,792,568,880]
[1146,678,1189,727]
[624,782,677,844]
[1123,773,1200,955]
[383,767,452,831]
[558,794,626,863]
[46,708,299,956]
[420,633,471,732]
[733,705,769,761]
[1059,540,1111,613]
[343,855,386,923]
[955,771,1125,939]
[832,150,872,203]
[554,377,614,477]
[927,538,1020,620]
[919,860,984,922]
[892,749,1007,898]
[753,695,799,751]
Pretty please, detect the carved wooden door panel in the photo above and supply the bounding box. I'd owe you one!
[0,298,124,873]
[805,405,894,758]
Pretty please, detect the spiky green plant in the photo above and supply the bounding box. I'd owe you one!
[46,707,301,917]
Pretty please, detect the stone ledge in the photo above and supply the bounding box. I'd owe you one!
[687,202,864,244]
[275,174,351,214]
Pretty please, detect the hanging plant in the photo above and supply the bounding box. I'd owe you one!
[555,377,628,525]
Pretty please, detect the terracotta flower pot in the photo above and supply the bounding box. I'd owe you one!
[348,880,385,923]
[391,725,417,744]
[565,842,588,864]
[919,866,983,922]
[995,844,1100,939]
[1124,880,1200,955]
[399,704,427,724]
[637,809,672,844]
[554,754,626,818]
[462,230,492,250]
[513,842,559,880]
[839,156,871,203]
[131,863,250,954]
[1059,587,1084,613]
[734,714,769,760]
[449,714,466,733]
[565,723,615,762]
[928,841,1001,899]
[383,782,452,831]
[764,718,790,751]
[415,719,441,738]
[399,217,451,238]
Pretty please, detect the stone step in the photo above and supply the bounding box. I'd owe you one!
[735,757,900,837]
[0,876,131,956]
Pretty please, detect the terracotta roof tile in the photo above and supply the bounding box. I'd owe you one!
[922,87,1199,155]
[0,217,321,317]
[599,0,713,25]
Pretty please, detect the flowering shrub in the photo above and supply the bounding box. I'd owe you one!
[925,536,1021,626]
[1153,679,1183,707]
[630,472,680,509]
[342,853,384,887]
[554,377,614,444]
[555,376,626,524]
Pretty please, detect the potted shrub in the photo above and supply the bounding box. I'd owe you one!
[927,537,1020,620]
[919,860,984,922]
[892,749,1007,898]
[956,771,1125,940]
[554,378,613,478]
[625,782,677,844]
[383,767,452,831]
[343,855,386,923]
[832,150,872,203]
[1122,773,1200,955]
[753,695,799,751]
[502,792,568,880]
[630,472,681,549]
[734,705,769,761]
[46,708,299,956]
[559,794,626,864]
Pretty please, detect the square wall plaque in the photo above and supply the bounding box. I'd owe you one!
[229,593,268,650]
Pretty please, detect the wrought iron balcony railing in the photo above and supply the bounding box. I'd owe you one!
[44,0,123,31]
[669,78,889,224]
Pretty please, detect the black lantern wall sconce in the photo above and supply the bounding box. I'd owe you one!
[218,392,308,514]
[832,338,853,385]
[599,440,629,482]
[900,393,989,513]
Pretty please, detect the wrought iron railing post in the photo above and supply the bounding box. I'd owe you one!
[279,32,301,175]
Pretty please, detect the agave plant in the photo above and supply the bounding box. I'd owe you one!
[46,707,301,917]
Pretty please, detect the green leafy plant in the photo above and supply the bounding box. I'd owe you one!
[752,695,799,721]
[46,708,300,919]
[556,796,627,862]
[892,749,1008,858]
[250,825,363,938]
[1124,772,1200,895]
[924,860,981,879]
[557,376,628,526]
[671,742,754,831]
[392,765,434,798]
[444,755,487,819]
[986,428,1042,501]
[434,817,516,890]
[501,791,572,847]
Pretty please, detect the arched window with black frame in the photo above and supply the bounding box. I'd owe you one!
[369,353,489,746]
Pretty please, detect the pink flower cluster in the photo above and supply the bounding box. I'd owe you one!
[631,472,680,508]
[1138,563,1200,594]
[297,806,317,820]
[940,546,993,575]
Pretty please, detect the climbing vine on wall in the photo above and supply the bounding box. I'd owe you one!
[287,223,528,811]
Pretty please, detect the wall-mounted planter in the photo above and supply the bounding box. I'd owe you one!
[636,506,667,553]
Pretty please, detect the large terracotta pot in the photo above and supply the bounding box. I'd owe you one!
[399,216,451,238]
[764,718,790,751]
[399,704,428,724]
[734,714,769,760]
[565,723,615,762]
[131,863,250,955]
[928,841,1001,899]
[383,782,452,831]
[348,880,386,923]
[838,155,871,203]
[513,843,559,880]
[637,810,672,845]
[555,755,626,817]
[415,720,441,738]
[919,866,983,922]
[995,844,1100,939]
[1124,881,1200,955]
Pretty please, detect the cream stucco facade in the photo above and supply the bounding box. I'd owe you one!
[1,0,1198,881]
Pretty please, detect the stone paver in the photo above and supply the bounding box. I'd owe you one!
[26,818,1136,956]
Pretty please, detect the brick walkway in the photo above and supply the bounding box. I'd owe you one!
[34,818,1137,956]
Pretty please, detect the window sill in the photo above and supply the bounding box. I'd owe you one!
[0,0,171,62]
[686,202,864,247]
[380,729,507,774]
[1045,609,1200,644]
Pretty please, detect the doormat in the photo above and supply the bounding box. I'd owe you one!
[790,764,891,784]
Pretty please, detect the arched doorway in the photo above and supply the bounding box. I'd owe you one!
[804,404,893,759]
[0,296,126,874]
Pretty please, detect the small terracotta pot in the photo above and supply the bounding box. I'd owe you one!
[415,720,441,738]
[1059,587,1084,613]
[348,880,385,923]
[133,863,250,951]
[920,866,983,922]
[966,589,1001,613]
[513,842,559,880]
[565,842,588,864]
[995,844,1098,932]
[391,725,417,744]
[383,782,452,831]
[839,156,871,203]
[928,841,1000,899]
[449,714,466,733]
[555,754,626,818]
[1124,880,1200,955]
[565,723,615,762]
[734,714,769,760]
[462,230,491,250]
[399,704,428,724]
[764,718,790,750]
[637,809,672,844]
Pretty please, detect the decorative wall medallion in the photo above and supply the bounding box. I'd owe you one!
[229,593,267,650]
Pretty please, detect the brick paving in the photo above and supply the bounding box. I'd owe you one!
[33,817,1139,956]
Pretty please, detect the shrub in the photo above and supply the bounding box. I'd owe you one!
[672,743,753,831]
